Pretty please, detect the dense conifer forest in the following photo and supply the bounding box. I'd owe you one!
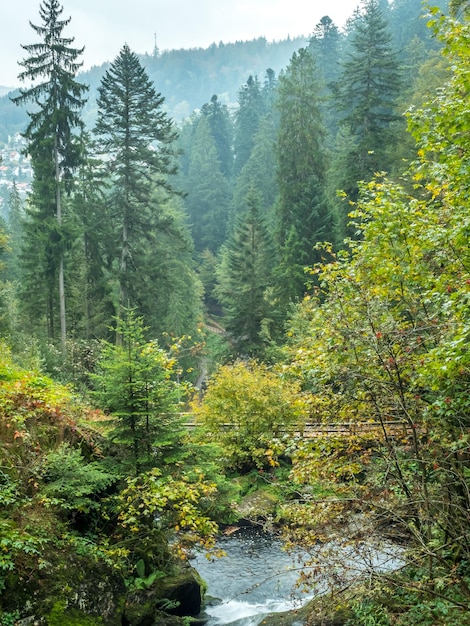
[3,0,470,624]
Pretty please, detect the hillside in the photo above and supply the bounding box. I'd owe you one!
[0,35,306,142]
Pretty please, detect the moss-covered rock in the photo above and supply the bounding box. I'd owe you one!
[236,488,279,522]
[124,565,203,625]
[2,551,126,625]
[257,595,353,626]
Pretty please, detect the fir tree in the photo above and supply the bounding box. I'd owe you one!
[216,189,276,359]
[233,75,265,175]
[201,95,233,177]
[231,115,278,231]
[93,44,182,329]
[275,48,334,305]
[333,0,401,234]
[5,183,23,283]
[184,116,231,253]
[12,0,87,352]
[93,310,183,474]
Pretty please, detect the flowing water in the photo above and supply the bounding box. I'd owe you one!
[193,527,402,626]
[193,528,313,626]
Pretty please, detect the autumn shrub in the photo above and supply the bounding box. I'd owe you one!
[191,360,307,471]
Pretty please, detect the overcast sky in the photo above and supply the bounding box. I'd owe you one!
[2,0,362,87]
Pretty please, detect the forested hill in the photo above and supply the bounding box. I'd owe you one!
[0,0,449,140]
[0,35,306,140]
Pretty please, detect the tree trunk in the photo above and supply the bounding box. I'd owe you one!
[55,135,67,357]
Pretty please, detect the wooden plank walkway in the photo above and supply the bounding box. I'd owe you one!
[183,419,413,439]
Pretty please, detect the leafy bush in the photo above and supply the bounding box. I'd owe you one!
[41,444,116,515]
[191,360,307,471]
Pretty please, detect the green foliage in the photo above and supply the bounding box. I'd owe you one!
[192,360,307,471]
[275,47,334,303]
[333,0,402,235]
[347,600,390,626]
[215,189,277,359]
[47,600,103,626]
[182,115,231,253]
[131,559,165,590]
[201,94,233,177]
[41,443,116,514]
[92,310,185,474]
[233,75,265,175]
[281,9,470,614]
[0,610,20,626]
[93,43,196,334]
[12,0,88,345]
[230,113,278,230]
[0,343,220,619]
[116,466,219,568]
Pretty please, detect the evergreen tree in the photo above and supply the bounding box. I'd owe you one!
[201,95,233,177]
[93,310,183,475]
[216,190,276,359]
[5,183,23,283]
[389,0,440,51]
[135,191,203,340]
[93,45,185,332]
[308,15,342,83]
[308,16,343,140]
[333,0,401,233]
[262,68,278,110]
[233,75,265,175]
[184,116,231,253]
[12,0,87,352]
[0,225,10,337]
[231,115,278,231]
[275,48,334,305]
[69,137,115,340]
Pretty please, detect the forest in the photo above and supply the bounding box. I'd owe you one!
[1,0,470,624]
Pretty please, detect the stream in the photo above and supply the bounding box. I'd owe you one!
[193,527,402,626]
[193,528,311,626]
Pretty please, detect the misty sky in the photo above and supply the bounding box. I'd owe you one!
[2,0,362,87]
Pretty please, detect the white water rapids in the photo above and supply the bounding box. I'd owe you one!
[193,528,310,625]
[193,528,402,626]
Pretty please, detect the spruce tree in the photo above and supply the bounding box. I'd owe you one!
[93,309,183,475]
[5,183,23,283]
[12,0,87,352]
[69,137,114,340]
[308,15,342,83]
[275,48,334,305]
[231,115,278,231]
[233,75,265,175]
[93,45,183,330]
[333,0,401,231]
[184,116,231,253]
[308,16,343,139]
[201,95,233,177]
[216,189,276,359]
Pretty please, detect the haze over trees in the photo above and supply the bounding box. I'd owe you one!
[0,0,449,361]
[6,0,470,624]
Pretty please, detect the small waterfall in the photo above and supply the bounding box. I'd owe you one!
[193,528,312,625]
[193,527,403,625]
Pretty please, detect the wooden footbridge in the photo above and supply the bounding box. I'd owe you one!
[183,419,414,440]
[298,420,413,439]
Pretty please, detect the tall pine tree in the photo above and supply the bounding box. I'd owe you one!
[333,0,401,236]
[275,48,334,306]
[184,116,231,254]
[216,189,276,359]
[201,95,233,177]
[12,0,87,352]
[93,45,190,335]
[233,75,265,175]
